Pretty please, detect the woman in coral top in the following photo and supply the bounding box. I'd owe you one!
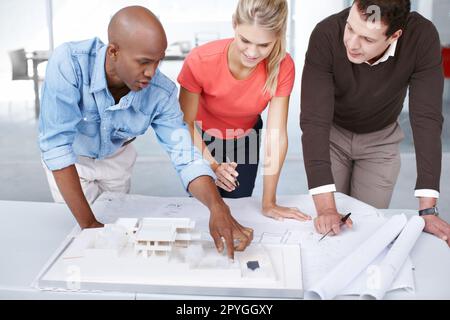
[178,0,311,221]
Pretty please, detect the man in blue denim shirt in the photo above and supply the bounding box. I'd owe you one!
[38,6,253,259]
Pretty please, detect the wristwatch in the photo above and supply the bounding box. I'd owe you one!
[418,207,439,217]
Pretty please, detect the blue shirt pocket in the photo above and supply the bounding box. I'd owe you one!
[77,111,100,137]
[112,126,146,140]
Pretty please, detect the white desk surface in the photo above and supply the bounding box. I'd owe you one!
[0,198,449,300]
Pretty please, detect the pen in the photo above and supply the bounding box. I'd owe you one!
[226,156,240,187]
[319,212,352,242]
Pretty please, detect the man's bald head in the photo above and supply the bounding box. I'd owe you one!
[105,6,168,92]
[108,6,167,54]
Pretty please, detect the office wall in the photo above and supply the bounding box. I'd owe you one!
[0,0,238,77]
[0,1,48,75]
[1,1,447,80]
[293,0,346,71]
[49,0,236,47]
[433,0,450,45]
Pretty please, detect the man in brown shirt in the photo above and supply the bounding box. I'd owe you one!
[300,0,450,245]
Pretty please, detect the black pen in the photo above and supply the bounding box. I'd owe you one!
[319,212,352,242]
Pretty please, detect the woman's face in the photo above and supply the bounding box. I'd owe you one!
[233,23,278,68]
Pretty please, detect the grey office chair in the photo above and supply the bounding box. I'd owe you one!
[174,41,192,55]
[164,41,192,61]
[8,49,31,81]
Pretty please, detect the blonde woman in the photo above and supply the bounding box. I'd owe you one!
[178,0,310,221]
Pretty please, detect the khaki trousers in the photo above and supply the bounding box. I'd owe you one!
[43,144,138,204]
[330,122,404,209]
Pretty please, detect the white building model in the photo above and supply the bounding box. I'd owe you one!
[38,218,303,298]
[131,218,201,258]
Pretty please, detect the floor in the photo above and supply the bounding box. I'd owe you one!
[0,61,449,222]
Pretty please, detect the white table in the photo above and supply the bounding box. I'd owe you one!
[0,198,449,300]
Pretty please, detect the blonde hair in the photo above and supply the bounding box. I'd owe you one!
[233,0,288,96]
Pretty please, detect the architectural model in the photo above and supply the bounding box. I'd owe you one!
[37,218,303,298]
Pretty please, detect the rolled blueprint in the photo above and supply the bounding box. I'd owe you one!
[360,216,425,300]
[308,214,408,300]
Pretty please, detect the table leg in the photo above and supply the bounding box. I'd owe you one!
[32,61,40,119]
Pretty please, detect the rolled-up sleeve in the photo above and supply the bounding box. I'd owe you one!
[38,44,82,171]
[151,85,215,191]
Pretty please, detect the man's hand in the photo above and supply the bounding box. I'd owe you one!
[418,197,449,246]
[262,203,312,222]
[423,215,450,246]
[314,209,353,236]
[312,192,353,236]
[188,176,253,260]
[209,202,253,261]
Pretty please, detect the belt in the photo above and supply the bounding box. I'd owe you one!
[122,137,136,147]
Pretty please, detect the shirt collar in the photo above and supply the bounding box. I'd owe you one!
[89,44,108,94]
[365,39,397,66]
[106,91,138,112]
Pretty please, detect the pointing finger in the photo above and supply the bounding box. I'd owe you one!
[222,231,235,261]
[211,231,224,253]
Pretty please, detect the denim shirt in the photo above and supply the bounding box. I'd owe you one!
[38,37,214,190]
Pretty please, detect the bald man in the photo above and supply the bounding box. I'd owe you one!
[38,6,253,259]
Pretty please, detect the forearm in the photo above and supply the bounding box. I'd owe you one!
[187,122,219,170]
[301,125,335,189]
[313,192,338,215]
[410,122,442,191]
[262,134,288,206]
[188,175,226,210]
[52,165,97,228]
[419,197,437,210]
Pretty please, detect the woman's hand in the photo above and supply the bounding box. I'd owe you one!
[262,203,312,222]
[213,162,239,192]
